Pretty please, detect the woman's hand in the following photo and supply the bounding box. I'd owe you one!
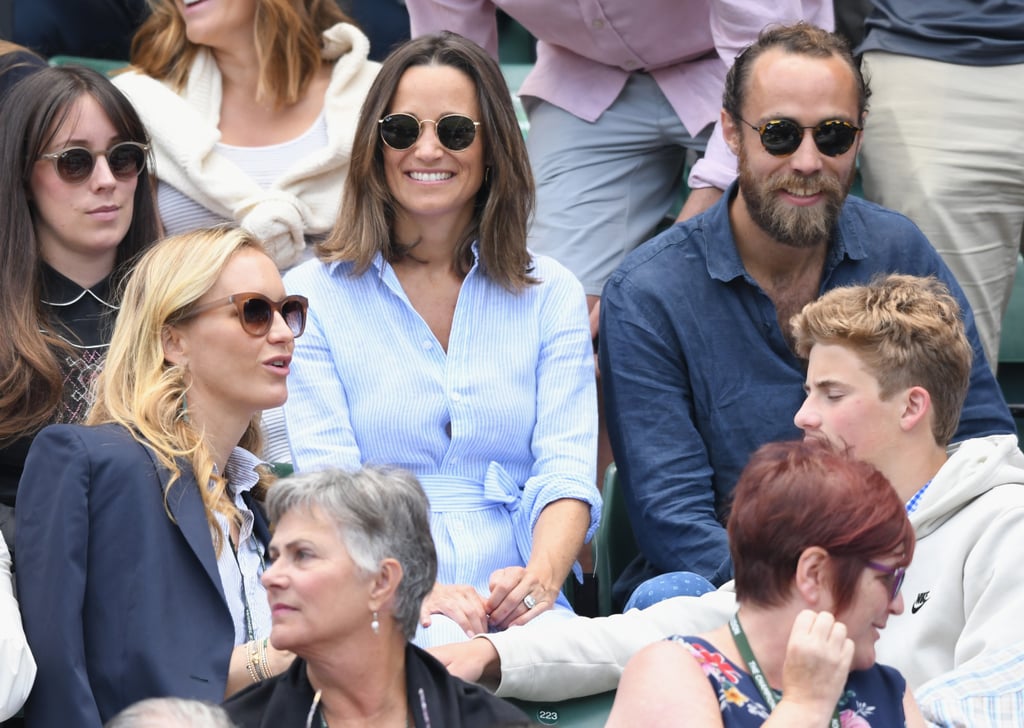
[428,637,502,688]
[224,639,296,698]
[482,498,591,632]
[420,582,489,638]
[485,565,560,631]
[777,610,854,718]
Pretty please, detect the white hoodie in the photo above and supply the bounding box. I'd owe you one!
[487,434,1024,699]
[877,433,1024,689]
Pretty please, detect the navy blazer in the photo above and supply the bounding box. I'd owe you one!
[15,423,271,728]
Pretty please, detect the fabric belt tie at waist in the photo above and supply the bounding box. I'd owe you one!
[417,462,522,512]
[417,463,535,569]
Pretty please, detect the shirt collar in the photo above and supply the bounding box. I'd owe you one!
[905,479,932,515]
[361,240,482,274]
[222,446,263,497]
[40,262,116,308]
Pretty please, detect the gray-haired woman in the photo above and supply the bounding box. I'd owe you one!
[222,467,526,727]
[106,698,237,728]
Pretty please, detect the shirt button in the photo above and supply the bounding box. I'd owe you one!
[623,60,638,70]
[451,392,462,402]
[422,340,432,350]
[591,19,604,30]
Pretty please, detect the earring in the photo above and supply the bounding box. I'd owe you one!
[484,166,492,185]
[172,365,191,424]
[371,610,380,635]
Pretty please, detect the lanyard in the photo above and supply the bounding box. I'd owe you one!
[729,613,841,728]
[229,537,256,642]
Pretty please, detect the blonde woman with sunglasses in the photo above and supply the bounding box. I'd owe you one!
[0,65,160,555]
[15,227,308,728]
[284,32,600,649]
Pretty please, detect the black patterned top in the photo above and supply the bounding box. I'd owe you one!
[0,264,117,507]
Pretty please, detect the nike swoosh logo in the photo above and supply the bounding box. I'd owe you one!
[911,591,930,614]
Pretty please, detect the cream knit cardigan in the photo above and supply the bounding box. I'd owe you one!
[114,23,380,268]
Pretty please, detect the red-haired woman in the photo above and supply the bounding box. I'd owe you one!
[607,439,928,728]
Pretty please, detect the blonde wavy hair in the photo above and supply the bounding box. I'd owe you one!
[129,0,352,106]
[87,227,273,553]
[791,274,971,446]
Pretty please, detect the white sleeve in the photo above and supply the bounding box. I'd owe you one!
[488,586,737,700]
[0,531,35,720]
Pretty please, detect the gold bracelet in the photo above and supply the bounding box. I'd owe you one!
[258,637,272,680]
[245,640,261,683]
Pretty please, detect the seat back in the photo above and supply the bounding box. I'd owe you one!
[507,690,616,727]
[997,256,1024,441]
[594,463,639,616]
[48,55,128,75]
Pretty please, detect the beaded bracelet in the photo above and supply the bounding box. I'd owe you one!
[246,639,267,683]
[258,638,271,681]
[245,641,260,683]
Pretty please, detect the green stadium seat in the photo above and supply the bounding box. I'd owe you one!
[998,257,1024,365]
[500,63,532,137]
[48,55,128,76]
[594,463,639,617]
[996,256,1024,442]
[507,690,616,727]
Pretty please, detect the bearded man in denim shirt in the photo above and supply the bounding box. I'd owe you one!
[599,22,1015,609]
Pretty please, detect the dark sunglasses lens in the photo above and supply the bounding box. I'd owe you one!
[56,149,95,182]
[759,120,802,156]
[281,299,307,336]
[813,122,857,156]
[241,298,273,335]
[436,116,477,151]
[380,115,420,150]
[107,143,146,179]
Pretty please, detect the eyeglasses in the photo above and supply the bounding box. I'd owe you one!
[865,561,907,602]
[378,113,480,151]
[39,141,149,184]
[740,118,861,157]
[180,293,309,337]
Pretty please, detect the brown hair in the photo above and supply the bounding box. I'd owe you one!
[129,0,351,106]
[0,65,159,442]
[729,439,915,613]
[791,274,971,446]
[723,21,870,123]
[317,31,536,292]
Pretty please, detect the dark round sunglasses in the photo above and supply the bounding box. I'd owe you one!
[180,293,309,338]
[39,141,149,184]
[378,113,481,152]
[740,118,861,157]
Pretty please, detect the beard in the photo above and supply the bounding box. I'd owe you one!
[738,147,854,249]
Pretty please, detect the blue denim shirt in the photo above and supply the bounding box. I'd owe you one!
[599,182,1015,600]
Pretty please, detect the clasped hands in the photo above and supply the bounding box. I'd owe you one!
[419,565,559,637]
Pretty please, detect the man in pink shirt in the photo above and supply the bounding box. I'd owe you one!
[407,1,833,324]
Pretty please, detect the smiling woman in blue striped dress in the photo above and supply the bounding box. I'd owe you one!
[282,32,601,648]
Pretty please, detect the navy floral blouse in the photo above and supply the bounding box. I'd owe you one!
[673,636,908,727]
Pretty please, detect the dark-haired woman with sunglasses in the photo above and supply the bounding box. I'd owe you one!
[283,32,600,648]
[16,227,307,727]
[0,65,161,557]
